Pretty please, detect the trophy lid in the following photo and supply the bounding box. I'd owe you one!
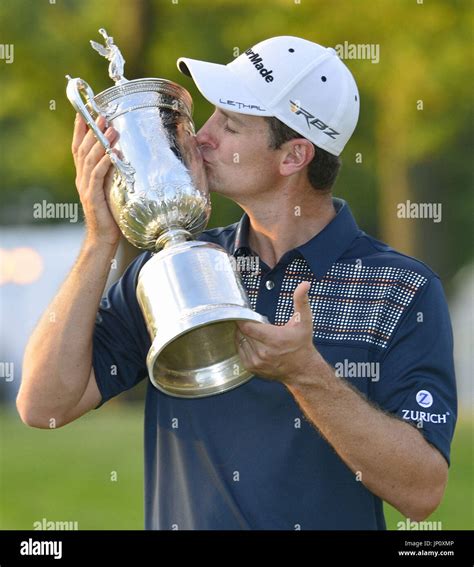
[89,28,193,119]
[91,78,194,120]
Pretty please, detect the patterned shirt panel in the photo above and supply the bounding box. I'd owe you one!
[241,256,428,348]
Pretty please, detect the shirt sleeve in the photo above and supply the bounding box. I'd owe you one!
[372,276,457,465]
[92,252,152,408]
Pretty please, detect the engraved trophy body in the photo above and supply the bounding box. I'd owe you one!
[66,29,267,397]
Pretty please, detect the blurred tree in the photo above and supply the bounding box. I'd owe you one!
[0,0,472,283]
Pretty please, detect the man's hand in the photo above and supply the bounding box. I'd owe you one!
[72,113,121,248]
[235,281,319,384]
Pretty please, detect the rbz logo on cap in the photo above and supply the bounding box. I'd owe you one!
[244,48,274,82]
[416,390,433,408]
[289,100,340,140]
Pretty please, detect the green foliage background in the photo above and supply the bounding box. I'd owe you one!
[0,0,473,284]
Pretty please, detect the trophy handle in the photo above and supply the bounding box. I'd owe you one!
[65,76,135,191]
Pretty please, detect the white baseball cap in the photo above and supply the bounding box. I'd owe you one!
[177,36,360,156]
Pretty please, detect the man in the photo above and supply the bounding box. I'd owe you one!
[18,37,456,530]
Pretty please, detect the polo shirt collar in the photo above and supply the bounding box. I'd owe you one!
[232,198,361,280]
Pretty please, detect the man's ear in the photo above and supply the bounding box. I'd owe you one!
[279,139,315,177]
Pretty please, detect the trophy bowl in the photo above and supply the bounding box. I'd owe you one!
[90,78,211,249]
[66,29,268,398]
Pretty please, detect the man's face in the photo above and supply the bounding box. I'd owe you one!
[195,108,281,201]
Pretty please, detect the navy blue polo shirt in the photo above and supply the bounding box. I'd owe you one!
[93,198,457,530]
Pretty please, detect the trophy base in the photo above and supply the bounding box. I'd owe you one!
[147,308,266,398]
[137,240,268,398]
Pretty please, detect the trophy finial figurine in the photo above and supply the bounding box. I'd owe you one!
[90,28,127,84]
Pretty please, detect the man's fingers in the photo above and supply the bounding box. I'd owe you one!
[86,154,114,199]
[289,281,313,327]
[103,160,116,196]
[73,114,106,153]
[235,329,256,369]
[79,116,109,158]
[236,321,272,344]
[73,116,109,175]
[71,113,87,159]
[79,131,117,190]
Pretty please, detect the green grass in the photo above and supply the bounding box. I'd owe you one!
[0,402,143,530]
[384,413,474,530]
[1,404,472,530]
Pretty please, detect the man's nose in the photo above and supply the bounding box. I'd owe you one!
[196,118,217,149]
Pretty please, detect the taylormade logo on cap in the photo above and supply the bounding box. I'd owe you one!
[177,36,360,155]
[244,48,274,82]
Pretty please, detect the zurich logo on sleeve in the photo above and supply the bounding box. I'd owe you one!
[416,390,433,408]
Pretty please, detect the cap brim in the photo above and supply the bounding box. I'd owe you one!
[177,57,272,116]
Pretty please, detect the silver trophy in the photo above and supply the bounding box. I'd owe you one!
[66,29,267,398]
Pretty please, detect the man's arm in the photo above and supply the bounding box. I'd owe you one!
[284,351,448,521]
[17,241,116,428]
[17,114,121,428]
[236,281,450,521]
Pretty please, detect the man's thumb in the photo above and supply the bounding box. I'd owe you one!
[290,281,312,326]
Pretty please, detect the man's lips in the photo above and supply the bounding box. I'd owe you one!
[197,145,211,166]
